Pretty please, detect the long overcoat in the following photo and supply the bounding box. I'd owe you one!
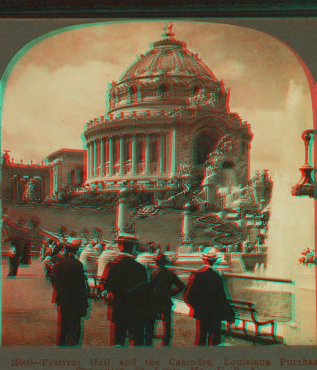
[102,254,149,323]
[53,255,89,315]
[185,266,234,322]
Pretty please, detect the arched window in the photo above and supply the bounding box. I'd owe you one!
[159,83,170,98]
[128,85,138,103]
[193,85,201,96]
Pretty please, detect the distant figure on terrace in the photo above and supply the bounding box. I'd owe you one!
[7,239,20,277]
[147,253,185,346]
[52,243,89,347]
[184,248,235,346]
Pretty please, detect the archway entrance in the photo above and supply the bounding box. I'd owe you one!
[194,132,219,181]
[194,133,218,165]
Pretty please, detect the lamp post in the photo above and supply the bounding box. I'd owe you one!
[292,129,317,198]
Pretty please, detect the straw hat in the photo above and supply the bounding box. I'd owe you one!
[115,233,140,244]
[202,247,220,261]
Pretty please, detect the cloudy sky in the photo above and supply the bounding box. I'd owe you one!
[1,21,312,172]
[1,20,315,276]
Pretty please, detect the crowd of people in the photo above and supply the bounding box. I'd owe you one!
[41,234,235,348]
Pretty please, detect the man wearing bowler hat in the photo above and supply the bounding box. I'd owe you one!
[52,241,89,347]
[101,233,149,347]
[184,247,235,346]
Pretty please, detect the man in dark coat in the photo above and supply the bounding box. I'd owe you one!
[184,248,235,346]
[52,243,89,347]
[101,234,149,347]
[147,253,185,346]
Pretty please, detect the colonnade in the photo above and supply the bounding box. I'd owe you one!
[10,176,44,202]
[86,132,169,179]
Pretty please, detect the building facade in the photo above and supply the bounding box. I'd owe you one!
[83,28,252,196]
[1,151,51,202]
[2,149,84,202]
[45,149,85,198]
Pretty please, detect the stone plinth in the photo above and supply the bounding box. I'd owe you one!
[295,264,316,345]
[79,248,98,274]
[116,186,128,233]
[178,244,193,254]
[97,248,119,276]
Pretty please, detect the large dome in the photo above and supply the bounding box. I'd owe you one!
[117,36,217,85]
[107,31,223,114]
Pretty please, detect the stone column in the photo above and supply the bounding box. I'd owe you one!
[119,136,124,176]
[96,139,100,177]
[145,134,150,175]
[108,137,113,177]
[104,137,108,177]
[182,202,191,242]
[179,202,193,253]
[93,140,97,178]
[55,165,59,193]
[159,133,164,174]
[171,127,176,178]
[16,178,19,202]
[99,137,104,177]
[132,135,137,175]
[116,186,128,234]
[90,142,94,178]
[50,169,54,198]
[87,142,91,179]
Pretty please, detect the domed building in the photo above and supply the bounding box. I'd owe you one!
[83,27,253,202]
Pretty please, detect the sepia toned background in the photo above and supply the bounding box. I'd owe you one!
[0,18,316,362]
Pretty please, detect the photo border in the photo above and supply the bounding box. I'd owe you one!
[0,5,317,370]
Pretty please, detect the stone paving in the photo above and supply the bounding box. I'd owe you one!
[2,257,254,347]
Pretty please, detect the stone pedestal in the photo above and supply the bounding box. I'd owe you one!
[178,244,193,254]
[79,248,98,274]
[294,265,316,345]
[201,176,217,208]
[97,248,119,276]
[116,186,128,234]
[180,202,193,246]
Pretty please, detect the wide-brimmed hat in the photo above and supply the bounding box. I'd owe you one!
[202,247,220,260]
[115,233,140,244]
[70,239,82,246]
[65,243,79,254]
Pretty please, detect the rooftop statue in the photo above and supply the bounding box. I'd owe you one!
[187,89,218,110]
